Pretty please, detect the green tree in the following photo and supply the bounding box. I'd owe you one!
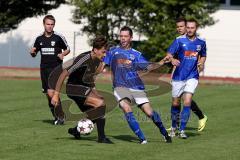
[71,0,220,61]
[71,0,142,40]
[0,0,66,33]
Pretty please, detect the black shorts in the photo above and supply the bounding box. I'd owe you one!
[66,84,92,112]
[67,95,93,112]
[40,67,55,93]
[66,84,92,97]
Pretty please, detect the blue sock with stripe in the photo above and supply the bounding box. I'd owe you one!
[125,112,146,141]
[150,111,168,136]
[180,106,191,131]
[171,106,181,128]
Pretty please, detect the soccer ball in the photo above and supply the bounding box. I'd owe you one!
[77,119,94,135]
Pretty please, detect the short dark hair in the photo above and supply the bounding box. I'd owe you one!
[92,35,108,49]
[176,17,186,24]
[120,26,133,37]
[187,18,199,27]
[43,15,55,24]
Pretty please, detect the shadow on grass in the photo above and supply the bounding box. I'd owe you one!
[185,127,198,131]
[110,135,139,142]
[42,119,54,124]
[185,132,201,137]
[33,119,54,124]
[177,130,201,138]
[55,135,98,143]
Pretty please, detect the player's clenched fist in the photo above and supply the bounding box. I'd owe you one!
[30,47,37,57]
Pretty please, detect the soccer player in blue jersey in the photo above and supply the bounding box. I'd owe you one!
[164,19,207,138]
[167,18,208,133]
[103,26,171,144]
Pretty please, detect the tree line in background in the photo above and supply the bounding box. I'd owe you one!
[0,0,220,61]
[71,0,220,61]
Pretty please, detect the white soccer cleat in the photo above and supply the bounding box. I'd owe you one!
[179,130,188,139]
[168,127,177,137]
[140,139,148,144]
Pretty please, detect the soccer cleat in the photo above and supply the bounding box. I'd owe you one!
[179,130,187,139]
[68,127,81,139]
[166,127,172,131]
[163,134,172,143]
[98,137,113,144]
[140,139,148,144]
[54,119,64,125]
[168,127,177,137]
[54,118,65,125]
[198,115,208,132]
[52,118,58,124]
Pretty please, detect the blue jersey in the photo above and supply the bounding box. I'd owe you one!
[103,46,149,90]
[168,35,207,81]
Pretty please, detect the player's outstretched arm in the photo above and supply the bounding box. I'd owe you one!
[164,53,181,66]
[51,69,69,106]
[144,54,173,72]
[160,53,180,66]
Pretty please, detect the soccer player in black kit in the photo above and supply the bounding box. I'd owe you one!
[51,36,112,143]
[30,15,70,125]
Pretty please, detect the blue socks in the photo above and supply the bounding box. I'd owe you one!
[125,111,168,140]
[150,111,168,136]
[171,106,181,128]
[180,106,191,131]
[125,112,146,141]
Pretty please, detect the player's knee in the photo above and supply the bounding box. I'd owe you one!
[172,100,180,106]
[119,101,132,113]
[121,106,132,113]
[172,98,180,106]
[94,98,105,108]
[99,99,105,107]
[183,100,191,106]
[172,102,180,107]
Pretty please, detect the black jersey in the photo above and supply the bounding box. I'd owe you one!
[66,51,102,88]
[33,31,69,68]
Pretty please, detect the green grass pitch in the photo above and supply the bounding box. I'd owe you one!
[0,79,239,160]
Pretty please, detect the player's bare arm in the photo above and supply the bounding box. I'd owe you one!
[163,53,180,66]
[143,53,177,72]
[58,49,70,60]
[95,62,105,74]
[51,69,69,106]
[198,56,206,73]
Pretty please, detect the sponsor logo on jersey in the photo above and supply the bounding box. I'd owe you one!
[196,45,201,52]
[184,51,198,58]
[129,54,135,60]
[41,48,55,55]
[51,41,55,46]
[117,59,132,65]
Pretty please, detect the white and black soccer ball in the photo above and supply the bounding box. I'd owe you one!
[77,119,94,135]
